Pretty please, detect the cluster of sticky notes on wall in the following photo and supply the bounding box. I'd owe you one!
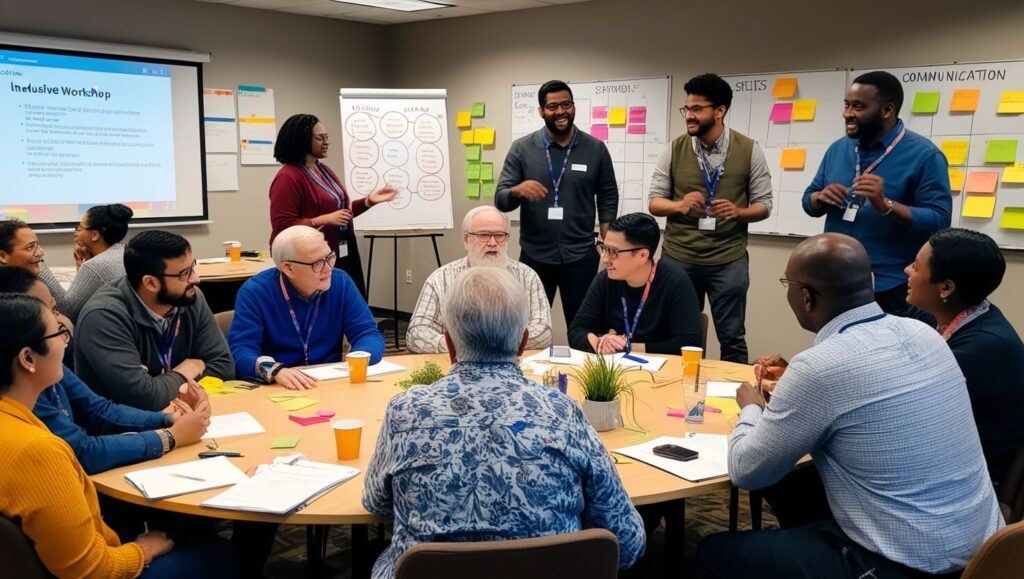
[457,102,496,198]
[769,77,815,171]
[589,105,647,141]
[961,137,1024,224]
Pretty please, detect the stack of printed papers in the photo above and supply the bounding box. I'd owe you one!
[125,456,248,500]
[202,458,360,515]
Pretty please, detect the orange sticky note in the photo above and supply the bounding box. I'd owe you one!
[965,171,999,194]
[948,168,965,193]
[792,100,817,121]
[779,148,807,170]
[950,89,980,113]
[771,77,798,99]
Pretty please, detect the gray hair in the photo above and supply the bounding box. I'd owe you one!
[461,205,509,233]
[272,225,325,268]
[442,267,527,362]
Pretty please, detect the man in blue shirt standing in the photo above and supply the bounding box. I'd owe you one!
[802,71,951,324]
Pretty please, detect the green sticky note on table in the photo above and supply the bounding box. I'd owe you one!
[466,181,481,198]
[465,144,481,161]
[471,102,486,117]
[480,162,494,182]
[985,140,1018,163]
[466,162,481,180]
[271,437,300,449]
[482,182,496,196]
[911,92,941,114]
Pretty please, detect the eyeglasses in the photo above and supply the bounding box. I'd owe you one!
[680,103,717,115]
[159,259,198,282]
[596,243,645,259]
[466,231,510,243]
[543,100,575,112]
[313,133,329,143]
[39,322,71,346]
[779,277,816,293]
[286,253,337,273]
[74,225,96,233]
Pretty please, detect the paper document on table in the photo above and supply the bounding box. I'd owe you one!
[606,353,667,372]
[522,348,590,367]
[202,459,360,515]
[707,381,741,398]
[614,434,729,482]
[125,456,248,500]
[298,360,408,381]
[202,412,265,439]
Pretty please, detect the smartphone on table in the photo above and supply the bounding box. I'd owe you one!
[652,444,699,462]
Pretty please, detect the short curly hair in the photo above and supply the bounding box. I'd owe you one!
[274,114,320,166]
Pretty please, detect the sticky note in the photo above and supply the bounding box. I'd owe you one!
[628,107,647,123]
[948,168,966,192]
[626,124,646,135]
[950,89,980,112]
[471,102,485,118]
[962,195,997,219]
[288,415,331,426]
[706,396,741,420]
[940,140,969,165]
[4,208,29,221]
[985,140,1018,164]
[771,77,798,98]
[480,162,494,182]
[965,171,999,194]
[466,162,480,180]
[482,182,496,196]
[456,111,472,128]
[271,437,300,449]
[460,130,474,145]
[591,124,609,141]
[997,92,1024,114]
[911,92,941,114]
[1000,207,1024,229]
[267,394,297,403]
[769,102,793,122]
[608,107,627,125]
[466,181,481,198]
[792,100,816,121]
[281,397,320,411]
[473,127,495,146]
[1002,163,1024,183]
[592,106,608,120]
[465,144,481,161]
[780,148,807,169]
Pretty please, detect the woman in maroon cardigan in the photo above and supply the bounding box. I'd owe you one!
[269,113,396,296]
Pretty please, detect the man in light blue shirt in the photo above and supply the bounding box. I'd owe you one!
[698,233,1002,578]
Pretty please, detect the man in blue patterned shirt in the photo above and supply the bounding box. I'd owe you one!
[698,233,1002,578]
[363,266,645,579]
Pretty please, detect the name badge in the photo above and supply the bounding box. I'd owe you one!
[571,164,588,172]
[843,204,859,223]
[338,240,349,258]
[548,207,564,220]
[698,217,717,231]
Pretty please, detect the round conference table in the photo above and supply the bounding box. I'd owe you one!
[91,352,754,526]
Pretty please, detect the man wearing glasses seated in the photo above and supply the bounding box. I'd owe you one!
[228,225,384,390]
[75,231,234,411]
[407,206,551,354]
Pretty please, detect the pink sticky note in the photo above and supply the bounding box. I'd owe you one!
[592,106,608,120]
[769,102,794,122]
[628,107,647,123]
[591,124,609,141]
[288,415,332,426]
[626,124,646,135]
[666,409,687,418]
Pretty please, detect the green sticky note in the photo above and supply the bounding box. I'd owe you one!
[466,181,481,198]
[466,162,481,180]
[1001,208,1024,229]
[471,102,485,118]
[911,92,941,114]
[985,139,1018,163]
[482,181,496,197]
[271,437,300,449]
[480,162,494,182]
[465,144,481,161]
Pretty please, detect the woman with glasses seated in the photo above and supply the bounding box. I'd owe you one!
[905,228,1024,482]
[227,225,384,390]
[0,293,238,578]
[269,113,398,297]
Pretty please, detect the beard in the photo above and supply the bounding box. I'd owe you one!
[543,112,575,137]
[468,246,507,267]
[687,115,716,139]
[848,115,885,143]
[158,283,198,308]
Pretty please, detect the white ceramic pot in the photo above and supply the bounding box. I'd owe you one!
[582,398,624,432]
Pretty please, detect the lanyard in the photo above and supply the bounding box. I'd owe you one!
[850,127,906,206]
[620,261,658,354]
[696,146,726,217]
[158,314,182,373]
[939,300,989,340]
[279,273,322,366]
[543,129,578,208]
[838,312,886,334]
[303,163,348,231]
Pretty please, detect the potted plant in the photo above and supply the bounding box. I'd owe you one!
[572,354,632,432]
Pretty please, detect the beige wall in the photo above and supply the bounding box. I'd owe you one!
[4,0,1024,359]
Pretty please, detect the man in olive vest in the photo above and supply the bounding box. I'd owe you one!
[648,73,773,363]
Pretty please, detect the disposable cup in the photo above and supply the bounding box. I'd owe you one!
[332,419,363,461]
[347,351,371,384]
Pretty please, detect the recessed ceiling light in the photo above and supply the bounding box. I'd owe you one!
[331,0,452,12]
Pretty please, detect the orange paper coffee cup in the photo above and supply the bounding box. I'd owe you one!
[681,346,703,377]
[333,419,363,461]
[347,351,371,384]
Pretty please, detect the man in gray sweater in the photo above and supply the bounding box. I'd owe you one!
[75,230,233,411]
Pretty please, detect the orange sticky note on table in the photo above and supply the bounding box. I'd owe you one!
[792,100,817,121]
[950,89,980,113]
[780,148,807,169]
[965,171,999,194]
[948,168,966,193]
[962,195,997,219]
[771,77,798,99]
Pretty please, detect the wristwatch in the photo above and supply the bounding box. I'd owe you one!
[256,356,284,383]
[881,198,895,216]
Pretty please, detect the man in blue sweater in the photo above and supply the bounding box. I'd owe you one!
[228,225,384,390]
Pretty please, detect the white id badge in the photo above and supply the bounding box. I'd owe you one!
[548,207,564,220]
[571,163,588,172]
[698,217,717,231]
[843,204,859,223]
[337,241,349,258]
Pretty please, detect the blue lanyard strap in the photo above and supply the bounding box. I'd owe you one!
[542,129,578,208]
[619,261,658,354]
[851,127,906,207]
[159,314,182,373]
[696,147,726,217]
[838,312,886,334]
[303,163,348,232]
[279,273,322,366]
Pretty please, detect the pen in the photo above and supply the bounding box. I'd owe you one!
[755,363,764,399]
[143,521,149,534]
[169,473,206,482]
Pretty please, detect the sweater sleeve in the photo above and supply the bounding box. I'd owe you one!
[227,280,266,381]
[568,275,607,352]
[270,168,314,232]
[406,270,447,354]
[495,141,526,212]
[523,267,553,350]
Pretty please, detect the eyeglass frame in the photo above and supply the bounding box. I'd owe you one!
[74,225,98,233]
[38,322,72,346]
[596,242,646,260]
[779,277,817,294]
[285,252,338,273]
[465,231,510,243]
[157,259,198,282]
[542,100,575,112]
[313,132,330,143]
[679,103,720,116]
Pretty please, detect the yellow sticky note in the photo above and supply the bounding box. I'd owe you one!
[771,77,798,99]
[950,89,981,113]
[473,127,496,145]
[1000,207,1024,230]
[940,140,969,165]
[706,396,741,420]
[1003,163,1024,184]
[608,107,627,125]
[281,397,320,411]
[779,148,807,169]
[792,100,816,121]
[997,92,1024,114]
[963,195,997,219]
[460,130,474,145]
[948,168,966,192]
[456,111,472,128]
[267,394,297,403]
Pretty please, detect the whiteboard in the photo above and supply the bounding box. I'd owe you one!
[338,88,453,230]
[511,76,672,224]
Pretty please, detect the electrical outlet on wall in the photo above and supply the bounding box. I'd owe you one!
[405,269,412,284]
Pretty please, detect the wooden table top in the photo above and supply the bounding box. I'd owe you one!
[91,353,754,525]
[195,259,275,282]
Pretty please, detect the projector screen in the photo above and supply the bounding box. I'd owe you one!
[0,34,208,229]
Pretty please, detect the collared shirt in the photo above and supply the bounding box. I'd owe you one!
[802,121,952,291]
[728,302,1002,573]
[128,287,176,333]
[406,257,552,353]
[362,361,645,579]
[496,128,619,265]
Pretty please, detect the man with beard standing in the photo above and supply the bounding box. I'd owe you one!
[803,71,951,323]
[649,73,773,364]
[406,206,551,353]
[496,80,618,329]
[75,231,234,411]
